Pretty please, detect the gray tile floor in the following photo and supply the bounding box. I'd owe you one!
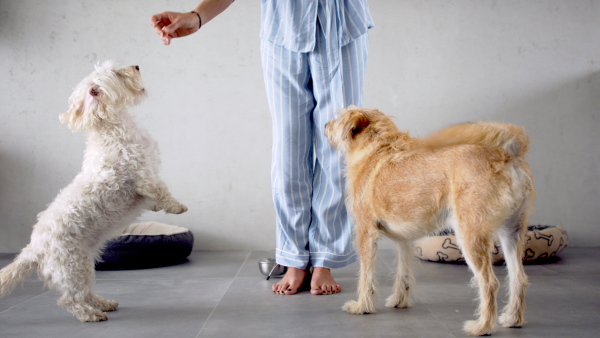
[1,248,599,337]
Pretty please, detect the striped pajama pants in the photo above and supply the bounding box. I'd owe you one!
[261,24,369,269]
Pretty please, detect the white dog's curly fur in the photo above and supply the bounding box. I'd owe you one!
[0,61,187,322]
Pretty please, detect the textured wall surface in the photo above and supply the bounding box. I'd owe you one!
[1,1,598,252]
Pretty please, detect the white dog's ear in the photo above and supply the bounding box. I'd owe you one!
[85,85,107,117]
[345,110,370,140]
[89,86,100,97]
[59,85,104,132]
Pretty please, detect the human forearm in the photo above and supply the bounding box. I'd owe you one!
[192,0,234,27]
[150,0,234,45]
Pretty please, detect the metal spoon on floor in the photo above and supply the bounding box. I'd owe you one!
[258,258,287,280]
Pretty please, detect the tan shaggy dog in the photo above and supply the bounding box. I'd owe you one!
[325,107,535,336]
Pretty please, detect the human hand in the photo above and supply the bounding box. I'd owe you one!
[150,11,200,45]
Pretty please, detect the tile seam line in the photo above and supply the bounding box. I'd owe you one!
[195,250,253,338]
[538,264,600,289]
[0,289,52,315]
[386,254,456,337]
[416,294,458,337]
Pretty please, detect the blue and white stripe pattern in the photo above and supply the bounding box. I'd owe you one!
[260,0,373,52]
[260,0,373,269]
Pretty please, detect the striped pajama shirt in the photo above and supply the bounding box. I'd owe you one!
[260,0,374,269]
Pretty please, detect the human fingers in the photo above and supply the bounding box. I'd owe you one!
[150,12,172,44]
[163,19,185,37]
[150,13,162,28]
[156,27,172,45]
[163,12,199,38]
[150,12,172,30]
[162,33,172,45]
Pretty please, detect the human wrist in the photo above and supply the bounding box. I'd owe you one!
[190,11,202,29]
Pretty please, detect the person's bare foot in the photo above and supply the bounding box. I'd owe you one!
[310,267,341,295]
[272,267,307,295]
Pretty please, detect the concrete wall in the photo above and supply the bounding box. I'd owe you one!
[1,0,598,252]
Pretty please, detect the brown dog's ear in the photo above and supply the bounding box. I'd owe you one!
[345,111,370,139]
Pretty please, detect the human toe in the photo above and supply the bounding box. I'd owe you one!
[310,287,323,295]
[283,287,299,295]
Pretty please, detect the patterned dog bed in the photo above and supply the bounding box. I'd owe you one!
[95,222,194,270]
[415,225,568,264]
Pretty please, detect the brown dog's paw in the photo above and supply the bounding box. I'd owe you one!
[463,319,494,336]
[385,293,413,309]
[342,300,376,315]
[499,312,524,328]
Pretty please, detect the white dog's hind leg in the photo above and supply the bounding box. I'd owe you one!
[385,240,415,309]
[58,292,107,322]
[53,256,107,322]
[87,293,119,312]
[342,223,379,315]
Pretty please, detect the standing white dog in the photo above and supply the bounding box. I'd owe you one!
[0,61,187,322]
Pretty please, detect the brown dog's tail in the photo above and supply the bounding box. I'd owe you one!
[0,245,37,298]
[423,121,530,159]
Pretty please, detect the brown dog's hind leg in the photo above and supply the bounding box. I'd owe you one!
[497,215,529,328]
[385,240,415,309]
[458,229,499,336]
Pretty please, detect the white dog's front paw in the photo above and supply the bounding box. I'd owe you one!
[165,202,187,214]
[342,300,376,315]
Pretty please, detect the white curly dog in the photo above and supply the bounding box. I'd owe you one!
[0,61,187,322]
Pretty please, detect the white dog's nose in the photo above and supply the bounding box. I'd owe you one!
[135,65,140,71]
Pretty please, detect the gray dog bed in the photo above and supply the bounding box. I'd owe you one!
[96,222,194,270]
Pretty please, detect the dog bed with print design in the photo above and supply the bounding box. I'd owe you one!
[95,222,194,270]
[414,225,568,264]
